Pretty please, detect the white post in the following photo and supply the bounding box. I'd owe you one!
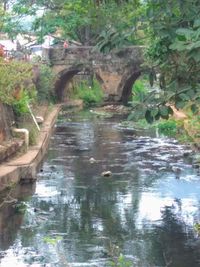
[27,103,40,131]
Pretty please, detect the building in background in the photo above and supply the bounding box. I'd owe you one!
[0,40,16,58]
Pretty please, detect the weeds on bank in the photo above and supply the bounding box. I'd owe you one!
[109,254,132,267]
[131,79,148,103]
[157,118,193,143]
[107,241,133,267]
[43,235,62,245]
[73,79,103,106]
[129,78,194,142]
[36,64,56,104]
[157,119,178,137]
[14,201,28,213]
[185,114,200,140]
[120,119,150,130]
[194,223,200,235]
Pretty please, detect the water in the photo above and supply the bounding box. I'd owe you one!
[0,110,200,267]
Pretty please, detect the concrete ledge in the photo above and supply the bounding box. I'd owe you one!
[0,105,61,191]
[0,166,20,191]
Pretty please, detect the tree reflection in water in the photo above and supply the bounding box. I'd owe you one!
[0,111,200,266]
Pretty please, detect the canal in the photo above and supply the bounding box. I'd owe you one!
[0,109,200,267]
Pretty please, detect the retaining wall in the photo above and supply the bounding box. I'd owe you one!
[0,103,14,142]
[0,105,61,192]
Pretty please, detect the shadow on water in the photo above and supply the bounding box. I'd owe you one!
[1,110,200,266]
[0,183,35,256]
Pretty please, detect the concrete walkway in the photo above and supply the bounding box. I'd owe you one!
[0,105,61,192]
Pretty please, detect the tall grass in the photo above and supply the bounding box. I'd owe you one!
[36,65,56,103]
[74,79,103,106]
[131,79,148,103]
[157,119,177,137]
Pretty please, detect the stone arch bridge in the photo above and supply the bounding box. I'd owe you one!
[45,46,145,104]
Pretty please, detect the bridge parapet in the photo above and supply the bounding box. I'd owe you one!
[48,46,145,66]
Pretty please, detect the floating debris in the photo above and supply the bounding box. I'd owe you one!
[89,157,96,163]
[101,171,112,177]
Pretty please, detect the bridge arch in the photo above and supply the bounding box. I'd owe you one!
[54,65,87,101]
[54,65,143,104]
[118,68,142,104]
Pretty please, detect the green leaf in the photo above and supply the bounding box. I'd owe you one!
[194,19,200,28]
[179,93,190,101]
[159,105,169,117]
[175,100,186,109]
[191,103,198,114]
[189,51,200,62]
[176,28,194,40]
[159,74,165,89]
[168,106,174,115]
[186,89,196,99]
[149,71,154,87]
[43,236,62,245]
[196,97,200,104]
[186,40,200,50]
[169,41,186,51]
[155,113,160,120]
[145,109,154,124]
[150,107,159,117]
[127,112,135,121]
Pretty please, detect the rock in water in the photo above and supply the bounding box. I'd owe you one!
[89,157,96,163]
[101,171,112,177]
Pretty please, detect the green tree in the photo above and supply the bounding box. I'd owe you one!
[9,0,143,45]
[142,0,200,121]
[0,6,5,31]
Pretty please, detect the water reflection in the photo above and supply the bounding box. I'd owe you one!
[0,111,200,266]
[0,183,35,265]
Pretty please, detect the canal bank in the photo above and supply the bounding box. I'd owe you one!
[0,105,61,192]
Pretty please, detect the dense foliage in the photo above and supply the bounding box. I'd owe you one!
[73,79,103,106]
[2,0,143,46]
[1,0,200,121]
[143,0,200,122]
[0,59,36,114]
[36,64,56,103]
[0,58,56,116]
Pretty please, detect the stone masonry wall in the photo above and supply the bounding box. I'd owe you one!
[0,103,14,142]
[49,46,145,103]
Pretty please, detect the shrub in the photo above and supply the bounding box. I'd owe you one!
[74,79,103,106]
[158,119,177,137]
[29,126,38,145]
[13,89,37,116]
[0,59,36,106]
[36,64,56,103]
[0,58,37,116]
[132,79,148,103]
[110,254,132,267]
